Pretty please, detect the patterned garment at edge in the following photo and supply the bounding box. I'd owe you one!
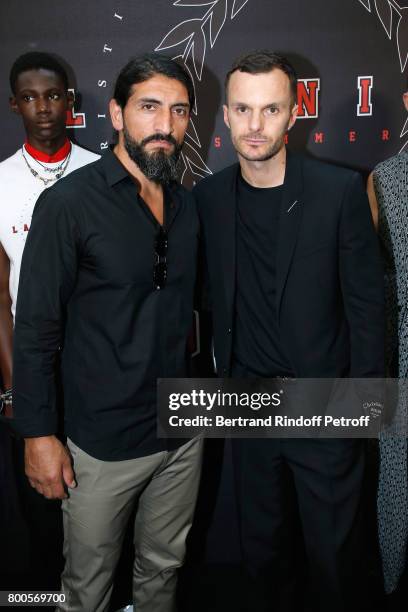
[374,150,408,594]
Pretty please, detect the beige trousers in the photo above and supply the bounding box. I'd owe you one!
[57,436,203,612]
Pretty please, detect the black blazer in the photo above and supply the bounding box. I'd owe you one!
[193,151,384,378]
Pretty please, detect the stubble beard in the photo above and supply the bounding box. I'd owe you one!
[233,133,286,162]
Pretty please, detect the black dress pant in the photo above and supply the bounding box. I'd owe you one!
[231,436,367,612]
[11,436,63,590]
[0,424,30,583]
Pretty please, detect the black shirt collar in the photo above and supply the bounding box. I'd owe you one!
[101,147,135,188]
[101,146,180,195]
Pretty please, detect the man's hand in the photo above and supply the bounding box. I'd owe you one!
[24,435,76,500]
[3,400,13,419]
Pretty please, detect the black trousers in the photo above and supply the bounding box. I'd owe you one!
[11,436,64,590]
[231,435,367,612]
[0,424,30,583]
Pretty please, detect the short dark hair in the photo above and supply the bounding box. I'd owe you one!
[9,52,69,94]
[225,50,298,105]
[113,53,195,111]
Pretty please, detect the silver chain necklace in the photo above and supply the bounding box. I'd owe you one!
[21,146,72,186]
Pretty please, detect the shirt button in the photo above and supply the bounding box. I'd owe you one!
[227,328,231,334]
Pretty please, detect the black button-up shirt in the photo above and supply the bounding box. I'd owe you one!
[12,149,199,460]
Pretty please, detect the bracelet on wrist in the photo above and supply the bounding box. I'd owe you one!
[0,388,13,413]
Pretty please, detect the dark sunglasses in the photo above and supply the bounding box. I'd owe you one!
[153,227,168,290]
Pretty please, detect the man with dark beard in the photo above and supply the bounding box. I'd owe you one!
[12,54,203,612]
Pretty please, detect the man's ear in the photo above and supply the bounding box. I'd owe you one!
[288,103,298,131]
[223,104,230,129]
[109,98,124,132]
[10,96,19,115]
[66,89,75,111]
[403,91,408,113]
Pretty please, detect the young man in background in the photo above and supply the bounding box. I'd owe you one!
[0,51,99,588]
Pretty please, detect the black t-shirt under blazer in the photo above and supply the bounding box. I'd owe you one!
[12,149,199,460]
[234,172,293,376]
